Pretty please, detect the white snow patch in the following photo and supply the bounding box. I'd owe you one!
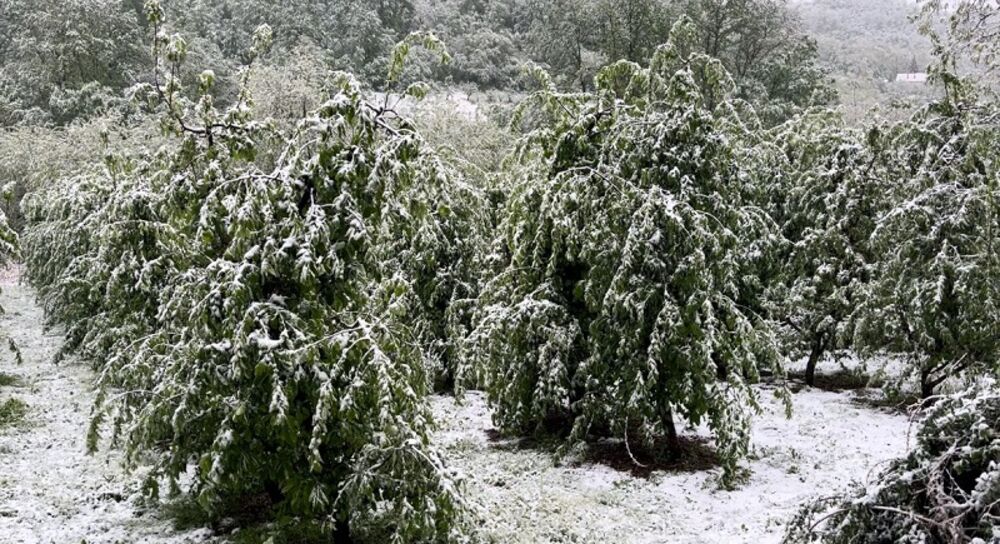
[784,351,907,380]
[433,384,910,543]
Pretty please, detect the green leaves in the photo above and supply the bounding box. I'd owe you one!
[144,0,164,25]
[22,18,474,543]
[251,24,274,58]
[764,110,882,385]
[851,83,1000,398]
[469,29,784,483]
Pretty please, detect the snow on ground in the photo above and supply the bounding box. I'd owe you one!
[432,376,912,543]
[0,269,216,544]
[0,266,912,544]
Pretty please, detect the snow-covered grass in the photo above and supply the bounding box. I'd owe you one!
[0,271,216,544]
[432,371,912,543]
[0,267,913,543]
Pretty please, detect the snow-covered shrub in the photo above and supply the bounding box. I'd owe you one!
[93,87,468,537]
[372,169,488,390]
[785,379,1000,543]
[0,184,17,267]
[0,117,153,231]
[765,111,882,386]
[851,80,1000,399]
[0,182,18,317]
[468,19,785,482]
[21,164,178,364]
[22,5,471,540]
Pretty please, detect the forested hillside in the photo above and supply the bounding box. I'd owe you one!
[0,1,998,543]
[0,0,860,125]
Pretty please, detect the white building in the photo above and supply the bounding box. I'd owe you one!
[895,72,929,83]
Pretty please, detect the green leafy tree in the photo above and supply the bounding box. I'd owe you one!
[785,4,1000,540]
[683,0,837,124]
[164,0,408,85]
[0,0,146,125]
[591,0,672,64]
[468,20,785,483]
[920,0,1000,77]
[766,111,882,386]
[852,1,1000,397]
[528,0,600,88]
[853,81,1000,398]
[22,6,470,541]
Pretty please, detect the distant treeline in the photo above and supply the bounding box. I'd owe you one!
[1,0,844,127]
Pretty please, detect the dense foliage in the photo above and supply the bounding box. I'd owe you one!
[468,21,784,483]
[6,0,1000,541]
[0,0,148,126]
[785,4,1000,540]
[765,111,882,385]
[21,8,478,541]
[0,0,836,129]
[785,379,1000,543]
[852,78,1000,399]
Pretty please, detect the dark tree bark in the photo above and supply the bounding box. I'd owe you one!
[663,406,678,446]
[804,333,825,387]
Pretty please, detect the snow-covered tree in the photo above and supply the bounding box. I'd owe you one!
[372,33,490,391]
[0,182,18,322]
[919,0,1000,78]
[785,378,1000,543]
[0,185,17,269]
[785,6,1000,539]
[766,111,883,386]
[467,19,785,482]
[20,162,177,364]
[852,78,1000,399]
[841,0,998,398]
[22,5,470,540]
[372,166,488,389]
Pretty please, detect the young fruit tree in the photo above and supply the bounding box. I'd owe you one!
[22,5,472,541]
[765,111,882,387]
[467,19,785,483]
[784,4,1000,539]
[0,184,16,269]
[852,79,1000,399]
[0,182,18,330]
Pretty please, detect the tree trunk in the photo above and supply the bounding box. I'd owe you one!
[264,479,284,506]
[716,356,728,381]
[333,518,355,543]
[804,336,824,387]
[920,365,936,400]
[664,407,678,446]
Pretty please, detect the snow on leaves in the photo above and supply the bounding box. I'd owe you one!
[21,12,477,541]
[468,19,785,484]
[852,85,1000,399]
[765,110,881,387]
